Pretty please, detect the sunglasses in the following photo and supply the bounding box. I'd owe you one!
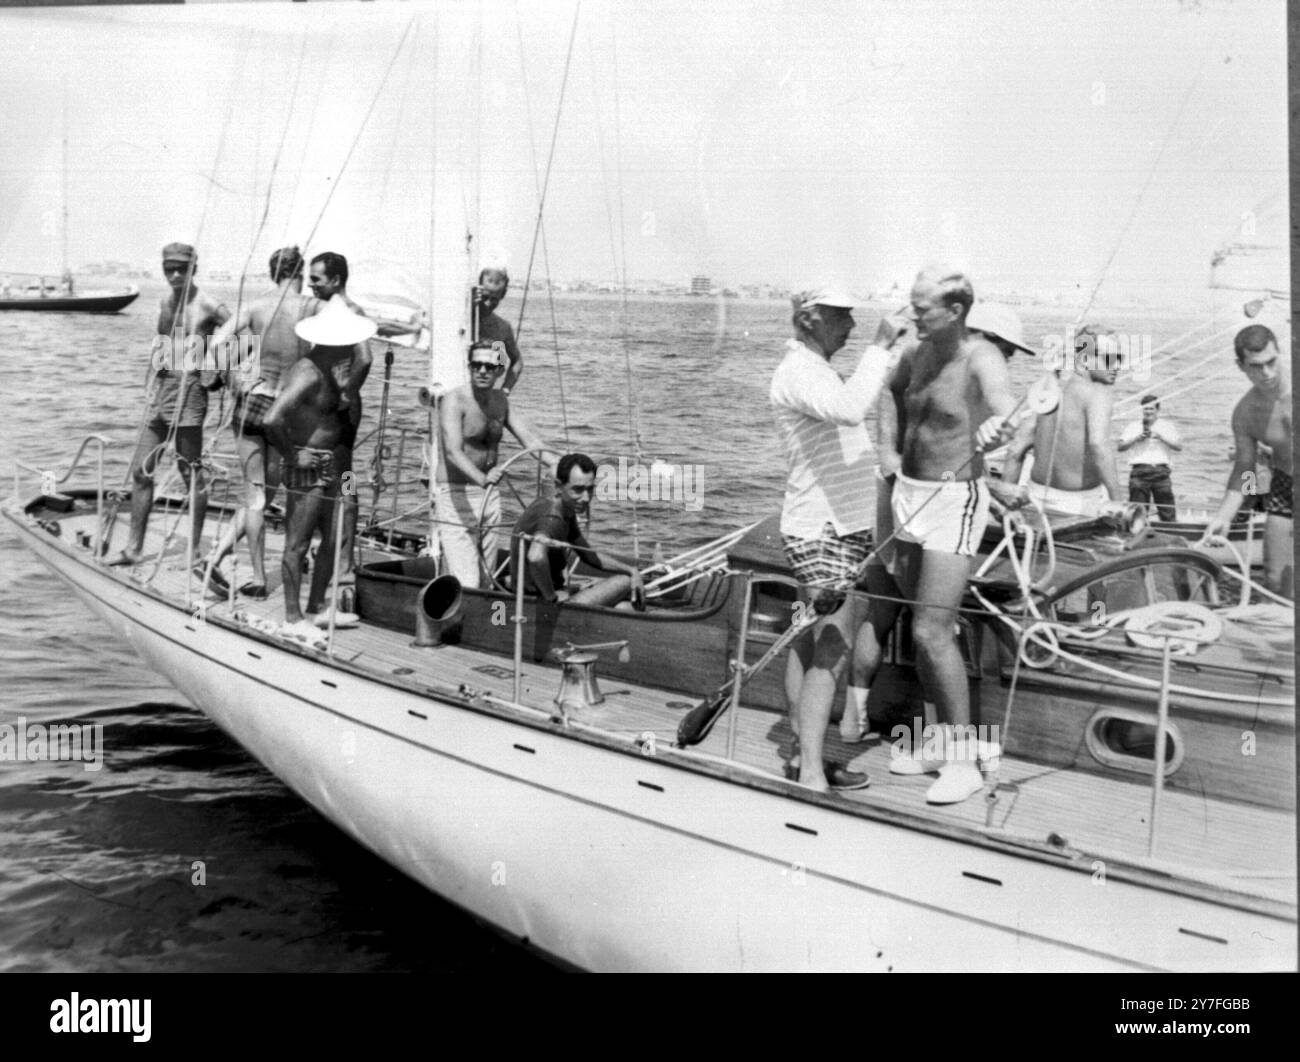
[162,263,192,275]
[469,361,503,372]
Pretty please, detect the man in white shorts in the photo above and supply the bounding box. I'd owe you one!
[851,266,1017,805]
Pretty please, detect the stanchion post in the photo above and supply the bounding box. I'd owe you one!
[1146,636,1174,855]
[726,572,755,761]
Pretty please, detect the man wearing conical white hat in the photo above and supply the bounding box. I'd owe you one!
[306,252,373,615]
[262,293,377,643]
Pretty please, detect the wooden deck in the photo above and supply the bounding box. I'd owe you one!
[97,508,1296,911]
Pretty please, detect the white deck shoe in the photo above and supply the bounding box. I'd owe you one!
[926,761,985,804]
[889,744,947,775]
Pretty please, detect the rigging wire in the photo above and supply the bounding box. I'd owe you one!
[1073,4,1226,328]
[588,20,644,560]
[512,0,581,449]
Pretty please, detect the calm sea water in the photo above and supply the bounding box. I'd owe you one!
[0,282,1248,971]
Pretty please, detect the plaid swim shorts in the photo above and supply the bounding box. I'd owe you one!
[232,390,276,438]
[1264,467,1293,520]
[781,524,874,592]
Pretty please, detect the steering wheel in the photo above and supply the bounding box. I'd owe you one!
[475,447,565,590]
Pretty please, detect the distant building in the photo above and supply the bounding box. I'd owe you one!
[689,274,711,296]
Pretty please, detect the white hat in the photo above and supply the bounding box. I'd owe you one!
[793,284,855,311]
[967,302,1036,356]
[295,295,378,346]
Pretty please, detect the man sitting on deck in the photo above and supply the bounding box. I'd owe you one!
[850,265,1017,805]
[1001,325,1122,520]
[771,285,898,793]
[108,242,229,570]
[263,298,376,643]
[1203,324,1293,599]
[437,341,556,589]
[509,453,645,607]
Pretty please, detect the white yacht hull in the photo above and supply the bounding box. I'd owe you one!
[9,510,1294,972]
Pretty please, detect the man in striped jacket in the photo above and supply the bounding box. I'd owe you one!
[770,285,898,792]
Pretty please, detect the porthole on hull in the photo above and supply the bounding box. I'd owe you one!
[1084,706,1185,777]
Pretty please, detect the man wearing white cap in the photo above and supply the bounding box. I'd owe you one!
[264,296,377,642]
[771,284,899,792]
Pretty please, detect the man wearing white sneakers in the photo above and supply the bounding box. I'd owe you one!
[855,267,1016,804]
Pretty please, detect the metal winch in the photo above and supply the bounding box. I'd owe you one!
[551,640,630,716]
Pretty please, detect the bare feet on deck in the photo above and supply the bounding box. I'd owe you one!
[106,550,142,567]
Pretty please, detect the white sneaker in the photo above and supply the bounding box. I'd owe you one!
[889,744,947,776]
[281,619,327,648]
[310,607,360,630]
[926,762,985,804]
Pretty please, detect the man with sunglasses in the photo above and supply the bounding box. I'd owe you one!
[109,242,229,568]
[436,340,554,588]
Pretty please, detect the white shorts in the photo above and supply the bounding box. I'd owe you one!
[891,472,990,557]
[1026,481,1108,519]
[434,484,501,590]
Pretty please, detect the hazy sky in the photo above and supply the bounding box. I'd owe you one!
[0,0,1288,302]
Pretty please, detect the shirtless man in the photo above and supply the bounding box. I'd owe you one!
[264,303,375,641]
[110,242,229,568]
[201,246,313,597]
[1203,324,1293,598]
[306,252,372,613]
[1001,326,1121,520]
[437,340,554,588]
[473,267,524,394]
[851,266,1017,805]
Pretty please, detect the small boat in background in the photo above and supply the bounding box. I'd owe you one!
[0,278,139,314]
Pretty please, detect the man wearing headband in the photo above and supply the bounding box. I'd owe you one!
[436,339,555,588]
[852,266,1016,805]
[771,284,900,793]
[109,242,229,568]
[307,251,372,613]
[200,246,314,599]
[473,266,524,394]
[1002,325,1122,520]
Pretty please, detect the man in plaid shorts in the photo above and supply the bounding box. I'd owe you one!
[771,285,899,792]
[201,246,315,598]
